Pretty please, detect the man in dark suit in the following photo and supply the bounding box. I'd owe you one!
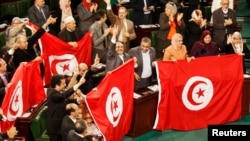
[61,103,80,141]
[105,25,133,73]
[47,74,85,141]
[28,0,57,31]
[212,0,237,53]
[67,119,94,141]
[0,58,14,106]
[128,37,156,91]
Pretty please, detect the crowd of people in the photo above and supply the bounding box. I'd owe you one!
[0,0,249,140]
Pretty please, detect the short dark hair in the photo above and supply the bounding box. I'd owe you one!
[50,74,65,88]
[95,9,106,21]
[75,119,87,134]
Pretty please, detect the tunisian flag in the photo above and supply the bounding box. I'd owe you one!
[85,59,134,141]
[1,60,46,132]
[39,31,92,86]
[153,54,244,131]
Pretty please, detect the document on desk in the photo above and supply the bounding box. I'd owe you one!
[147,84,159,92]
[139,24,160,28]
[119,0,130,4]
[133,93,142,99]
[244,74,250,78]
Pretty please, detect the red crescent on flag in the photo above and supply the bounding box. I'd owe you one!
[187,81,206,106]
[51,59,70,74]
[8,85,21,116]
[111,92,120,122]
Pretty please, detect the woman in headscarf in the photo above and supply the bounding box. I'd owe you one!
[190,30,218,57]
[163,33,194,62]
[158,1,186,58]
[77,0,98,34]
[225,31,250,73]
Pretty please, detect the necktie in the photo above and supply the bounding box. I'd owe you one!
[39,8,46,21]
[122,21,127,43]
[1,74,8,86]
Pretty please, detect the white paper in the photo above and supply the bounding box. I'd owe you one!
[244,74,250,78]
[133,92,142,99]
[147,84,159,92]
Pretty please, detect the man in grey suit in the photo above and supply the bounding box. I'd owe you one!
[212,0,237,54]
[105,25,133,73]
[28,0,57,31]
[128,37,156,91]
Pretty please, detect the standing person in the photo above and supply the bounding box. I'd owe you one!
[5,17,26,48]
[28,0,57,31]
[47,74,86,141]
[212,0,237,54]
[190,30,218,58]
[105,25,133,73]
[225,31,250,74]
[210,0,234,23]
[187,9,207,51]
[89,9,111,64]
[61,103,81,141]
[158,1,185,58]
[57,16,83,48]
[104,0,137,52]
[163,33,193,61]
[59,0,73,30]
[6,16,54,68]
[130,0,156,25]
[77,0,98,35]
[0,58,13,106]
[128,37,156,91]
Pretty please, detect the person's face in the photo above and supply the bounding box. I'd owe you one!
[221,0,229,10]
[78,64,88,76]
[35,0,45,8]
[0,59,7,73]
[165,7,171,16]
[118,8,127,20]
[203,34,212,44]
[73,105,80,118]
[17,36,28,50]
[232,35,241,45]
[140,41,151,53]
[57,79,67,91]
[66,20,76,31]
[12,20,21,26]
[115,42,124,55]
[101,14,107,23]
[86,0,91,3]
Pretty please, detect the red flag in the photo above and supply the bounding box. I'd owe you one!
[39,31,92,86]
[85,59,134,141]
[1,60,46,132]
[153,54,244,131]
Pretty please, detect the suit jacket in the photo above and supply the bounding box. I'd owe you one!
[128,46,156,77]
[66,130,83,141]
[212,8,237,52]
[130,0,156,25]
[158,12,186,51]
[89,22,110,63]
[61,116,76,141]
[47,87,76,136]
[105,42,132,73]
[28,5,50,27]
[77,3,95,34]
[107,9,136,52]
[12,28,45,68]
[0,72,13,105]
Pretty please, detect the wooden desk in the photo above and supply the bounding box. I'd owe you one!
[127,88,158,137]
[15,100,47,141]
[242,78,250,116]
[134,25,160,46]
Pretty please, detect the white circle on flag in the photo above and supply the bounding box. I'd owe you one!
[7,80,23,121]
[182,76,213,111]
[106,87,123,127]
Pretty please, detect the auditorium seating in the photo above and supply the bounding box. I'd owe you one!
[30,105,50,141]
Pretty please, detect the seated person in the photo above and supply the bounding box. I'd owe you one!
[225,31,250,74]
[190,30,219,58]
